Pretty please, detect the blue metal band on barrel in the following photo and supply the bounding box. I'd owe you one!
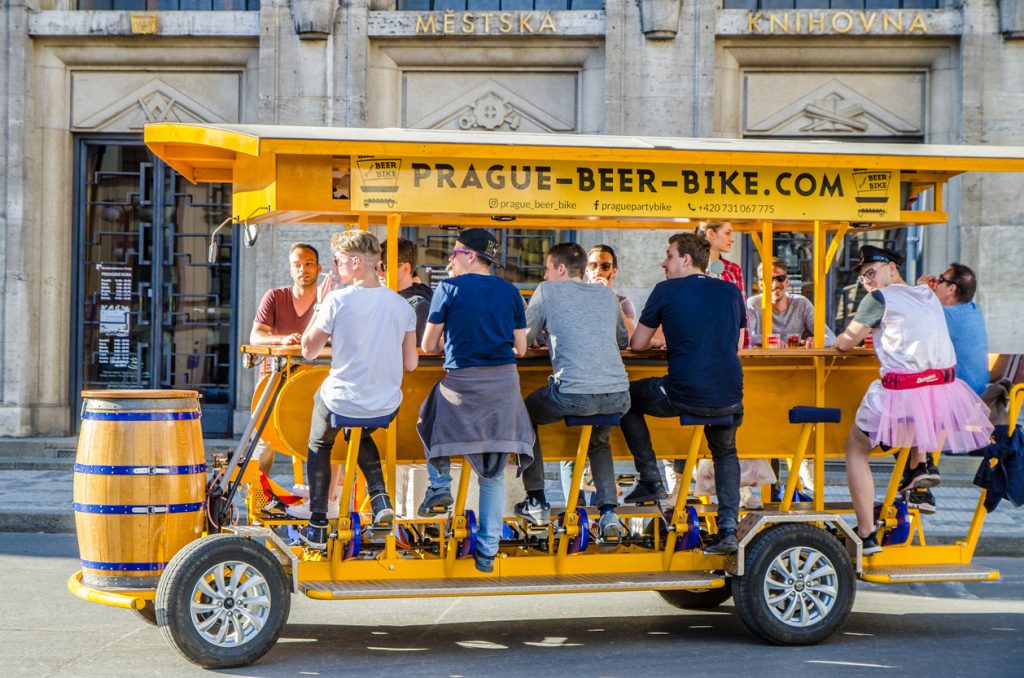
[73,463,207,475]
[72,502,204,514]
[81,410,201,421]
[79,559,167,571]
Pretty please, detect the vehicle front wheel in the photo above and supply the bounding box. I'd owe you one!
[733,523,855,645]
[155,534,291,669]
[658,579,733,610]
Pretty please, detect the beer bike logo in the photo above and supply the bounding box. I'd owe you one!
[356,157,402,208]
[852,169,892,217]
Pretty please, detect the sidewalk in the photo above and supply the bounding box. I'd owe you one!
[2,446,1021,555]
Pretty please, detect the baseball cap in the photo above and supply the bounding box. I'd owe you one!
[457,228,503,267]
[855,245,903,271]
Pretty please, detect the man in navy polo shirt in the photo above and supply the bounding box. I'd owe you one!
[620,232,746,555]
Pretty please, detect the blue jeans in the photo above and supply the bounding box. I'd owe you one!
[620,377,743,532]
[426,459,503,558]
[522,381,630,509]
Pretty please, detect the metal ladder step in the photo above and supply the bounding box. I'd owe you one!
[861,563,999,584]
[300,571,725,600]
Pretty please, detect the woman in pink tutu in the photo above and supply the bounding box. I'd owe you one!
[836,245,993,555]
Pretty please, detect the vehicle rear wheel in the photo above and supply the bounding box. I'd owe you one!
[156,534,290,669]
[658,579,732,610]
[733,523,855,645]
[132,599,158,626]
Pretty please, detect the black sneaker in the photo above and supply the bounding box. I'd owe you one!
[370,493,395,530]
[624,480,669,505]
[704,530,738,556]
[514,498,551,527]
[474,551,495,573]
[907,489,937,515]
[300,519,328,550]
[417,486,454,517]
[898,462,941,493]
[858,530,882,556]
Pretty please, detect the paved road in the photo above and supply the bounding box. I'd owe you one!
[2,533,1022,677]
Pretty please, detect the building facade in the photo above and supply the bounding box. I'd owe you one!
[1,0,1021,437]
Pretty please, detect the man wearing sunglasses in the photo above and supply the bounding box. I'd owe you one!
[835,245,993,555]
[586,245,636,334]
[417,228,534,573]
[918,264,989,396]
[746,256,836,348]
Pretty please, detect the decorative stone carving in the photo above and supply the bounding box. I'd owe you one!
[746,80,919,137]
[639,0,682,40]
[291,0,337,40]
[459,93,522,131]
[74,79,226,131]
[407,80,573,133]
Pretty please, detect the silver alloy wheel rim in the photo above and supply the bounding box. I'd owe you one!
[762,546,838,628]
[189,560,272,647]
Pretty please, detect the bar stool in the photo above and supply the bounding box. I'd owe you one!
[556,413,623,570]
[328,412,395,561]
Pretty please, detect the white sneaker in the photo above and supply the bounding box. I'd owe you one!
[291,484,310,499]
[285,499,339,520]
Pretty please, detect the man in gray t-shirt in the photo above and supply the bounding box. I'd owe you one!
[516,243,631,541]
[747,257,835,347]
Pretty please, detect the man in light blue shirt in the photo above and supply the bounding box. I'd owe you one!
[919,262,989,395]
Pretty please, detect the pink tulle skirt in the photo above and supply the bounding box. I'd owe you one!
[854,378,993,453]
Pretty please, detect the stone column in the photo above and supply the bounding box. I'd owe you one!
[956,0,1024,352]
[0,0,41,435]
[601,0,719,311]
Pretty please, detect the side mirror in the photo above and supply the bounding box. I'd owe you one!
[207,216,234,264]
[243,222,259,248]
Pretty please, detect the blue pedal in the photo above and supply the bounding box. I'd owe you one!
[457,510,478,558]
[344,512,361,560]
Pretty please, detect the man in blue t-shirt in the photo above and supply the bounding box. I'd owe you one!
[416,228,533,574]
[918,262,989,396]
[620,232,746,555]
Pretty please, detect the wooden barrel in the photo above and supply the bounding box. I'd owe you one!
[74,390,206,588]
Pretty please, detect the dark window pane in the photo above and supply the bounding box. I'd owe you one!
[761,0,796,9]
[829,0,864,10]
[901,0,939,8]
[501,0,535,9]
[571,0,604,8]
[467,0,501,9]
[534,0,564,10]
[432,0,466,9]
[723,0,759,7]
[399,0,432,9]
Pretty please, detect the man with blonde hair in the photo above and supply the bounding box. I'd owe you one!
[298,230,419,549]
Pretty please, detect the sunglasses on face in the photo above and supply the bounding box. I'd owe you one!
[937,274,956,287]
[587,261,614,272]
[770,274,788,283]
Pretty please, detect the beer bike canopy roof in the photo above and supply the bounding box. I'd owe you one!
[144,123,1024,230]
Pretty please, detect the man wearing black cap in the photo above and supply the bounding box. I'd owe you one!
[836,245,993,555]
[416,228,534,573]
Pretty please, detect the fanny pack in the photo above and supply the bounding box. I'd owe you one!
[881,367,956,390]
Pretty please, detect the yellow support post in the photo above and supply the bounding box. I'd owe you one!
[780,423,813,512]
[444,458,474,576]
[663,428,703,569]
[556,427,592,573]
[386,213,401,291]
[758,222,774,341]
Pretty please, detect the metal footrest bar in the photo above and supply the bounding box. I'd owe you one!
[861,563,999,584]
[300,571,725,600]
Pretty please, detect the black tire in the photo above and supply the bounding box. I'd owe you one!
[132,599,159,626]
[733,523,855,645]
[658,579,733,610]
[155,534,291,669]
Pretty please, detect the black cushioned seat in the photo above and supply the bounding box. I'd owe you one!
[329,412,395,429]
[565,414,623,427]
[788,406,842,425]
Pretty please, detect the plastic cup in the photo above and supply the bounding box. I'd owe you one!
[767,334,782,349]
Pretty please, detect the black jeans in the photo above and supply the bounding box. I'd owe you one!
[306,391,392,515]
[522,380,630,508]
[619,377,743,532]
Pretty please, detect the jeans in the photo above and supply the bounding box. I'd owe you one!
[306,391,392,515]
[477,473,505,557]
[522,380,630,509]
[427,456,451,488]
[620,377,743,532]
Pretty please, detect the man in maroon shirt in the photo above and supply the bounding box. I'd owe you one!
[251,243,322,346]
[251,243,322,474]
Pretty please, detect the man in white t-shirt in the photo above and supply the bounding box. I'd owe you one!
[298,230,419,549]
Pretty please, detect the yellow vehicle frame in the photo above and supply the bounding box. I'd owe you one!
[70,123,1024,657]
